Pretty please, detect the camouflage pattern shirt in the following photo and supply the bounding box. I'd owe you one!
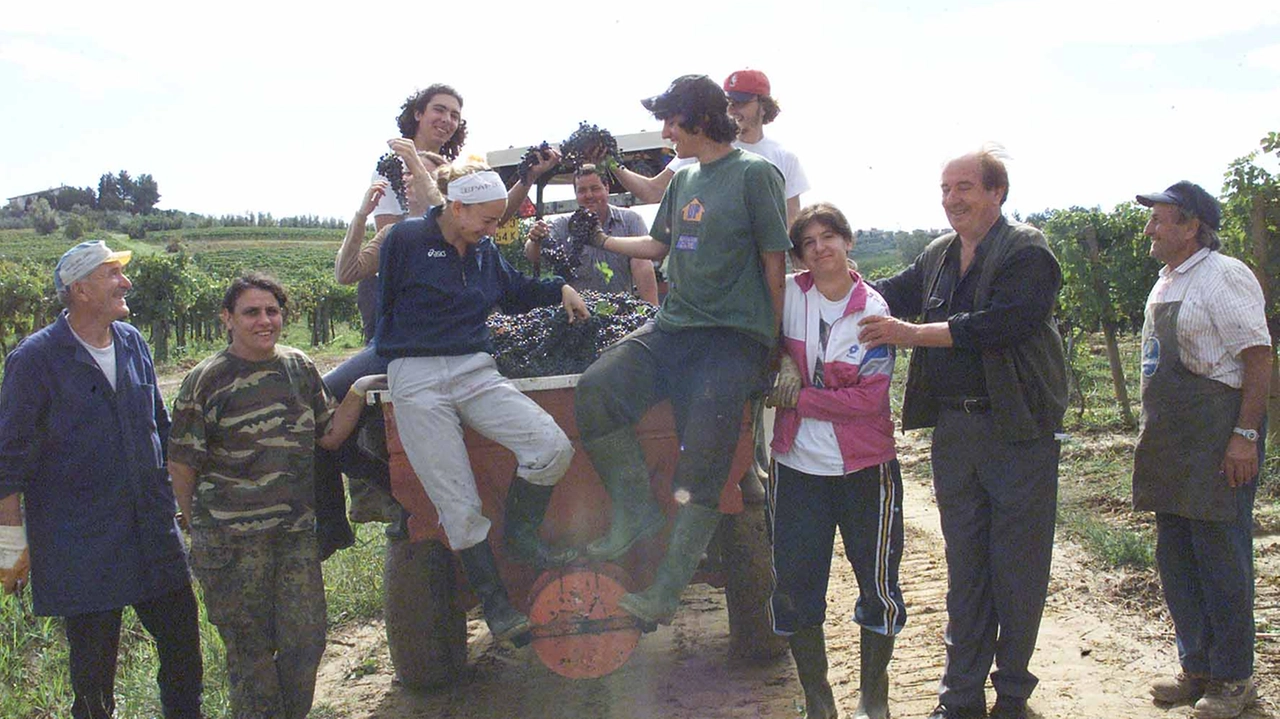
[169,346,335,534]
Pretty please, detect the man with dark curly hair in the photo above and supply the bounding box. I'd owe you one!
[574,74,790,628]
[614,68,809,225]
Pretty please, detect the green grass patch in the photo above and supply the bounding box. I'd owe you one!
[0,519,386,717]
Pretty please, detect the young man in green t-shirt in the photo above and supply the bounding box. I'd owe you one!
[574,74,790,626]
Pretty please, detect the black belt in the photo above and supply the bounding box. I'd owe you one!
[936,396,991,413]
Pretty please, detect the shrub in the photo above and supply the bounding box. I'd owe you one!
[30,199,57,235]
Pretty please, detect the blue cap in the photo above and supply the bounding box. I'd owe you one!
[1136,181,1221,231]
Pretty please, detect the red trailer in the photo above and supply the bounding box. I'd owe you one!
[374,374,782,687]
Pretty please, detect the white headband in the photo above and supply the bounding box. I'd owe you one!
[446,171,507,204]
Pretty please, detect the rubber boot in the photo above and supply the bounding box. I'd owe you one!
[584,429,667,562]
[789,625,838,719]
[504,478,578,567]
[617,502,721,624]
[457,540,531,645]
[853,627,894,719]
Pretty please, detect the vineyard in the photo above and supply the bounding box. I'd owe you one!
[0,227,355,361]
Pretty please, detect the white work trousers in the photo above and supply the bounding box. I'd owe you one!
[388,353,573,550]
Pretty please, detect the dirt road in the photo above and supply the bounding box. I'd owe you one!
[311,433,1278,718]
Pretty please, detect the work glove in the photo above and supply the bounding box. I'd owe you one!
[766,355,803,409]
[0,524,29,595]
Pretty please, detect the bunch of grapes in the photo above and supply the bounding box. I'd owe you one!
[560,122,620,171]
[538,208,600,280]
[516,141,557,184]
[487,290,658,378]
[375,153,408,209]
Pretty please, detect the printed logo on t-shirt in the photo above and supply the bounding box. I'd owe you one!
[1141,336,1161,377]
[681,199,705,223]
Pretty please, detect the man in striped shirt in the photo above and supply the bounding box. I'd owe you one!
[1132,181,1271,719]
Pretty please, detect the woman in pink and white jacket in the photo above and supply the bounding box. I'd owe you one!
[768,202,905,719]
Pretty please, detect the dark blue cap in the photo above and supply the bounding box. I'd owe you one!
[1136,181,1221,231]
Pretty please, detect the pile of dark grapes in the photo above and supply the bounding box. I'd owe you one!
[375,153,408,208]
[487,290,658,378]
[539,208,599,281]
[560,122,620,170]
[516,142,556,184]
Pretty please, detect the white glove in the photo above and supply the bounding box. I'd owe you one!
[0,524,29,595]
[0,524,25,568]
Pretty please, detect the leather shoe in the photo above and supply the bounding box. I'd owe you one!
[990,696,1027,719]
[927,704,987,719]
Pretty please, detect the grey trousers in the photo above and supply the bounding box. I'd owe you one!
[931,408,1059,707]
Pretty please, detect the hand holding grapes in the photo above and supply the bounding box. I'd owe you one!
[561,285,589,324]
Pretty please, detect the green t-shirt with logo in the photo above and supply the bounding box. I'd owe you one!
[650,148,790,347]
[169,346,335,534]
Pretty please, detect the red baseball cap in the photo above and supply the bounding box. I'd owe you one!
[723,69,770,102]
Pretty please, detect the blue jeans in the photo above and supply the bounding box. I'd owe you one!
[1155,434,1261,681]
[575,323,769,508]
[319,344,391,489]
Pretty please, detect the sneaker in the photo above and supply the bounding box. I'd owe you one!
[927,704,987,719]
[1193,678,1256,719]
[1151,670,1209,704]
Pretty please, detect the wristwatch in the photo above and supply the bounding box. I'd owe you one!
[1232,427,1260,442]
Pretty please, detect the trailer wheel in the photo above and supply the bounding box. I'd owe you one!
[723,500,788,663]
[383,538,468,690]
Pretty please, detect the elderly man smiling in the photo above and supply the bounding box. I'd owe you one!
[0,240,204,719]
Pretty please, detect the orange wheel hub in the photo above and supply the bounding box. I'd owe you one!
[527,564,641,679]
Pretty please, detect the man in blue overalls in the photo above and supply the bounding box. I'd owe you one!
[1133,181,1270,719]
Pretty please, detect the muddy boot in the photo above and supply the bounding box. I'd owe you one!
[584,429,667,562]
[457,540,531,646]
[504,478,578,567]
[789,625,838,719]
[617,503,721,625]
[853,627,894,719]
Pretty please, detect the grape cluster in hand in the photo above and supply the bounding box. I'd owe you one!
[516,142,556,184]
[539,208,600,280]
[561,122,620,170]
[375,153,408,208]
[487,290,658,378]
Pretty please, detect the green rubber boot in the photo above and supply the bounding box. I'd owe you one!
[503,478,578,567]
[853,627,894,719]
[583,429,667,562]
[789,625,838,719]
[617,502,721,625]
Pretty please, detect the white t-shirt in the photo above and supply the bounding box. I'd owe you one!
[779,287,851,475]
[69,327,117,391]
[666,135,810,199]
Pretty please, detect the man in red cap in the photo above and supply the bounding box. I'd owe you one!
[615,68,809,226]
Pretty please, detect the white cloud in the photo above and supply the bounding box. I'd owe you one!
[1245,43,1280,71]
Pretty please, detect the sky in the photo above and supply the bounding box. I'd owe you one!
[2,0,1278,231]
